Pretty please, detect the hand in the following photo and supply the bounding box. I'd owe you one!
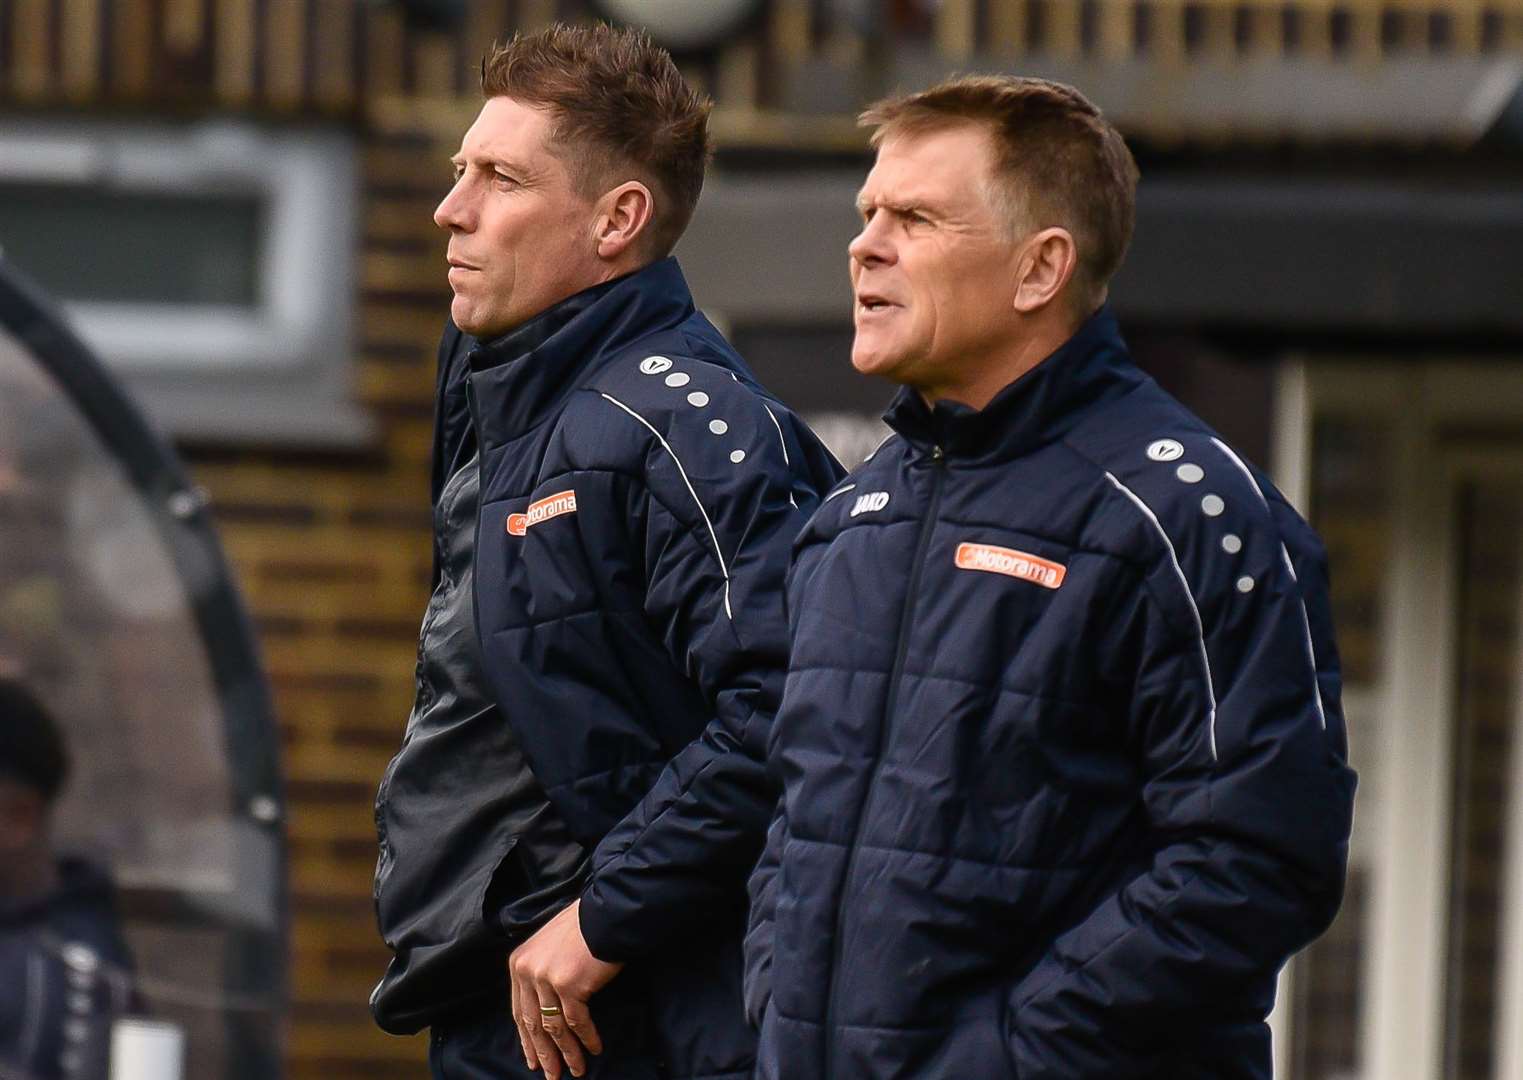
[508,899,624,1079]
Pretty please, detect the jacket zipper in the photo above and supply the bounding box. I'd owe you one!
[824,444,946,1080]
[464,370,492,699]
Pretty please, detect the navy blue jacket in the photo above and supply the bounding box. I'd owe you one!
[1,859,136,1080]
[746,309,1356,1079]
[461,258,840,1077]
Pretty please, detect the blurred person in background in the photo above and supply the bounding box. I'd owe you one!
[370,22,842,1080]
[745,75,1356,1078]
[0,677,135,1080]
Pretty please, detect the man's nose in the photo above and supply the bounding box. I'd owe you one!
[434,179,471,231]
[848,214,893,268]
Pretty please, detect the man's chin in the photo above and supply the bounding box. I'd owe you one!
[851,345,901,381]
[451,299,497,339]
[450,296,474,332]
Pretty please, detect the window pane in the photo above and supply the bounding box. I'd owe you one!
[1442,477,1523,1080]
[1292,869,1368,1079]
[1310,417,1392,688]
[1290,414,1393,1078]
[0,184,262,305]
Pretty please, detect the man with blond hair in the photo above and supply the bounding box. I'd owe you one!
[745,75,1356,1078]
[371,23,841,1080]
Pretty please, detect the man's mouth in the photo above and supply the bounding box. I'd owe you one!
[856,294,896,313]
[448,257,480,271]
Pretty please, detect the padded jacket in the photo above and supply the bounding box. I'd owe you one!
[372,439,589,1034]
[375,257,842,1078]
[745,308,1357,1079]
[0,860,135,1080]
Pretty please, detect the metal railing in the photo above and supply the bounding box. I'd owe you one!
[3,0,1520,143]
[701,0,1523,147]
[755,0,1523,67]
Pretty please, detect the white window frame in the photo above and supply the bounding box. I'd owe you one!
[0,119,371,445]
[1272,358,1523,1079]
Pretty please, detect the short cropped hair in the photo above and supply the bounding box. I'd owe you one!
[861,75,1139,310]
[0,677,69,803]
[481,23,714,260]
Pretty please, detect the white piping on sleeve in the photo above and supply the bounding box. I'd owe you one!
[1105,471,1220,762]
[601,392,734,620]
[822,483,856,504]
[761,403,799,507]
[1279,549,1329,729]
[1210,438,1328,730]
[761,404,790,466]
[864,432,895,462]
[1210,437,1269,510]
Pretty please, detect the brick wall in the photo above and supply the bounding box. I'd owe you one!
[184,131,454,1077]
[0,4,665,1073]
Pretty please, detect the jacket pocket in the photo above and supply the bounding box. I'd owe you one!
[483,831,590,947]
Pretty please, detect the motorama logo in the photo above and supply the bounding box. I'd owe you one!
[506,490,578,536]
[954,542,1066,589]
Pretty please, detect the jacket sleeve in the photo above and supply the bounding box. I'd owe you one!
[743,797,785,1026]
[744,500,842,1026]
[577,389,835,962]
[1005,490,1357,1077]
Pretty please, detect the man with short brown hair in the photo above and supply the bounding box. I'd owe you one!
[476,23,710,262]
[371,23,841,1080]
[857,74,1138,316]
[745,75,1355,1078]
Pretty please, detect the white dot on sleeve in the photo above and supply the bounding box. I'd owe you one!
[709,419,729,435]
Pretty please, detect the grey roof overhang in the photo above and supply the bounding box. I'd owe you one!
[785,50,1523,148]
[681,157,1523,342]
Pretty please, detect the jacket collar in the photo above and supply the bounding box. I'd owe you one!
[0,857,115,927]
[466,257,695,446]
[882,305,1144,463]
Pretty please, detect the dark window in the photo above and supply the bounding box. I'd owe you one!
[0,185,263,306]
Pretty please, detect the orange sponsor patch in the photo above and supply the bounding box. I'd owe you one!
[507,490,577,536]
[954,542,1066,589]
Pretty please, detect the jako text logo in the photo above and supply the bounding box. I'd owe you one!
[850,492,890,518]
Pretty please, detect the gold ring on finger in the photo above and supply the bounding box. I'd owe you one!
[539,1004,562,1018]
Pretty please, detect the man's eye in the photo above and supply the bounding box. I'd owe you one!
[494,172,517,187]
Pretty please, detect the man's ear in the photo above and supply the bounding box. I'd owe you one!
[595,181,655,261]
[1011,227,1078,314]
